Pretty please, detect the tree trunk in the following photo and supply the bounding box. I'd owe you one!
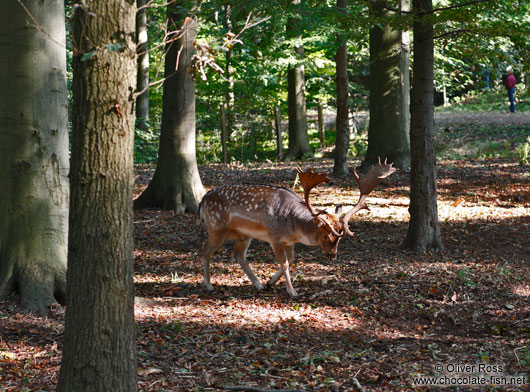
[224,3,234,140]
[363,0,411,169]
[317,100,325,150]
[136,0,150,132]
[0,0,69,315]
[57,1,138,390]
[333,0,350,176]
[221,103,228,164]
[283,0,312,161]
[134,6,205,213]
[404,0,443,253]
[274,106,283,161]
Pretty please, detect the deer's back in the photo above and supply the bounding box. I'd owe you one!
[199,184,311,243]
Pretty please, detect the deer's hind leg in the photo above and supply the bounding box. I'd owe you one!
[234,238,264,291]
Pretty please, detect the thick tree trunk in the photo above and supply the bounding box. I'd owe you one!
[364,0,411,169]
[283,0,312,161]
[136,0,150,131]
[0,0,69,315]
[404,0,443,253]
[134,6,205,213]
[333,0,350,176]
[57,1,138,390]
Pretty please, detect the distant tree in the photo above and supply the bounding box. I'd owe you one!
[134,3,205,212]
[0,0,69,315]
[223,3,235,137]
[57,0,138,389]
[333,0,350,176]
[364,0,411,169]
[404,0,443,252]
[283,0,312,161]
[136,0,150,132]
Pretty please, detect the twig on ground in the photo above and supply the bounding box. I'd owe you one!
[352,369,367,392]
[222,386,306,392]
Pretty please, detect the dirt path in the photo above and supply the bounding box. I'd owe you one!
[319,110,530,129]
[434,111,530,126]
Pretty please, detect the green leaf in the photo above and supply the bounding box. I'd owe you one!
[80,51,96,61]
[105,43,125,52]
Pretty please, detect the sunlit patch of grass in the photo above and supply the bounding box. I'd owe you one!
[436,124,530,161]
[436,89,530,113]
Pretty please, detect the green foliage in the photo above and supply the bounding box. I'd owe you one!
[125,0,529,164]
[135,122,159,163]
[137,0,371,164]
[432,0,530,102]
[516,136,530,166]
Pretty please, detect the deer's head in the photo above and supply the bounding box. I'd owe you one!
[297,158,396,260]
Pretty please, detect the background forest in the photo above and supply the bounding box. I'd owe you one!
[130,0,530,164]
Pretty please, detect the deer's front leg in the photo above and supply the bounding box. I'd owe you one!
[234,238,264,291]
[270,244,297,297]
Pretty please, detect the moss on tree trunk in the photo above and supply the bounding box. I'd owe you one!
[0,0,69,315]
[364,0,411,169]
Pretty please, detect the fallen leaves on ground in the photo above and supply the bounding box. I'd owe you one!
[1,157,529,391]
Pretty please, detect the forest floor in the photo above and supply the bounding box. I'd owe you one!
[1,113,529,391]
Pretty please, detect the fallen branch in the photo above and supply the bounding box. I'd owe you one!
[222,386,306,392]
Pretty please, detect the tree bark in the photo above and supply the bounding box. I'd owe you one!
[364,0,411,169]
[274,106,283,161]
[57,0,138,390]
[317,100,325,150]
[283,0,312,161]
[333,0,350,176]
[0,0,69,315]
[134,5,205,213]
[221,103,228,164]
[136,0,150,132]
[224,3,234,140]
[404,0,443,253]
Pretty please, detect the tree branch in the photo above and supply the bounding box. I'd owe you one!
[365,0,491,15]
[223,387,306,392]
[424,0,491,15]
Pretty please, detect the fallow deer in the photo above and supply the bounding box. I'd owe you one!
[198,159,396,297]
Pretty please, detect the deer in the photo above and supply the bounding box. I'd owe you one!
[198,159,396,297]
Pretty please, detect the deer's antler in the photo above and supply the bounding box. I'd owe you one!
[296,167,329,216]
[340,158,397,237]
[296,167,345,237]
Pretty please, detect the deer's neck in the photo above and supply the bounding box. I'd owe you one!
[292,210,321,246]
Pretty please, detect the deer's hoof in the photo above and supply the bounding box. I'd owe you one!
[287,289,299,298]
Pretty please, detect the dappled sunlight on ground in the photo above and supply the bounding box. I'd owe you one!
[2,155,529,391]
